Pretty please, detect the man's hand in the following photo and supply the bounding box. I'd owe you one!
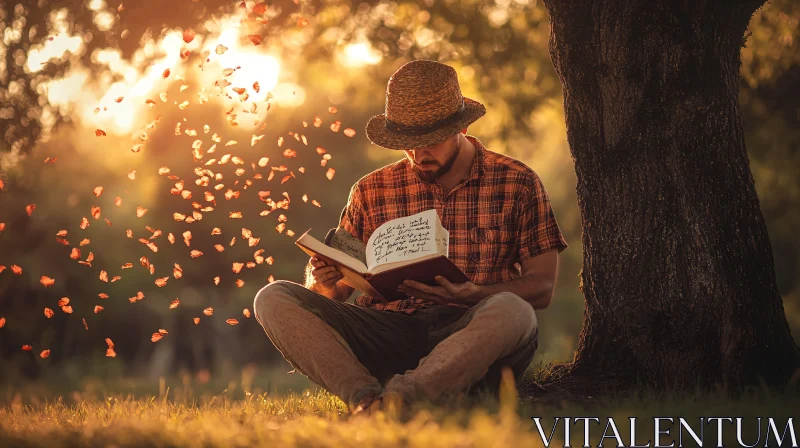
[309,257,344,299]
[397,276,484,305]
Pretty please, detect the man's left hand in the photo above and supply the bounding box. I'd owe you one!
[397,276,484,305]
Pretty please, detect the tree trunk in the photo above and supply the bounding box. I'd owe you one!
[540,0,798,392]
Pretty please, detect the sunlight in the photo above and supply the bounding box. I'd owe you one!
[339,41,383,67]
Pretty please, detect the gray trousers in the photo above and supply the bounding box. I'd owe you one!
[253,280,539,410]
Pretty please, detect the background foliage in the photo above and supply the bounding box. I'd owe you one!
[0,0,797,391]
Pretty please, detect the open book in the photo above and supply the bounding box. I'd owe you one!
[295,209,469,302]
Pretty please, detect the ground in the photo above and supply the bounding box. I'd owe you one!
[1,366,798,447]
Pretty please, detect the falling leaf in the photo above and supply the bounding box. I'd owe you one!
[203,307,213,316]
[190,250,203,258]
[11,265,22,274]
[128,169,136,180]
[253,2,267,14]
[136,206,148,217]
[183,28,196,43]
[214,276,220,285]
[248,34,263,45]
[22,345,33,351]
[344,128,357,137]
[193,317,200,325]
[26,204,36,216]
[40,350,50,359]
[330,121,341,132]
[99,293,109,299]
[0,317,5,328]
[155,277,169,287]
[99,270,108,282]
[283,149,297,158]
[326,168,336,180]
[215,44,228,55]
[106,338,116,357]
[169,299,180,309]
[93,186,104,197]
[297,16,309,27]
[94,305,104,313]
[328,106,337,114]
[162,68,171,78]
[44,308,54,318]
[232,262,244,274]
[226,319,239,325]
[115,97,124,103]
[61,305,73,314]
[95,129,107,137]
[151,333,163,342]
[235,279,245,288]
[40,276,55,287]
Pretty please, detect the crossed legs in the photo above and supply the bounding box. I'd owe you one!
[253,280,538,410]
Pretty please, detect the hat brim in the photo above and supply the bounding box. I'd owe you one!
[364,97,486,150]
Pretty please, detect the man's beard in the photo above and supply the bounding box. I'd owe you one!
[413,138,461,183]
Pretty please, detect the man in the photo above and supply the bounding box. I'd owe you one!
[253,59,568,416]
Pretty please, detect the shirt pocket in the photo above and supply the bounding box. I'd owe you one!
[468,225,516,279]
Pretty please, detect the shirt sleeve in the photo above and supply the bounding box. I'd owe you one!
[517,172,568,261]
[338,181,367,244]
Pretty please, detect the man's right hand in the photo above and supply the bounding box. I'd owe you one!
[309,257,344,299]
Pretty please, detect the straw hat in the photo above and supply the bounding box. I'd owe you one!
[365,60,486,150]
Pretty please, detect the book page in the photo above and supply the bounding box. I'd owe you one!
[296,230,368,274]
[366,209,443,271]
[327,227,367,265]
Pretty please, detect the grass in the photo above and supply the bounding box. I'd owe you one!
[1,368,799,447]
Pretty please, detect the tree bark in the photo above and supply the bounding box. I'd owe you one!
[540,0,798,392]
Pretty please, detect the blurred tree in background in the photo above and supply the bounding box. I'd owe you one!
[0,0,797,390]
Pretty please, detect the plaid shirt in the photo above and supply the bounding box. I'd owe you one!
[339,135,568,314]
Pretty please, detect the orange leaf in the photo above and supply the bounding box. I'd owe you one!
[235,279,244,288]
[99,293,109,299]
[232,262,244,274]
[0,317,5,328]
[155,277,169,287]
[94,305,104,313]
[44,308,54,318]
[106,348,116,357]
[115,97,124,103]
[248,34,263,45]
[61,305,73,314]
[243,308,251,318]
[128,170,136,180]
[283,149,297,158]
[253,2,267,14]
[40,349,50,359]
[11,265,22,274]
[93,186,104,197]
[80,217,90,229]
[151,333,163,342]
[214,276,220,285]
[326,168,336,180]
[183,28,195,43]
[203,307,213,316]
[169,299,180,309]
[40,276,55,287]
[226,319,239,325]
[82,318,88,330]
[95,129,107,137]
[58,297,70,306]
[99,270,108,282]
[344,128,357,137]
[136,206,147,217]
[193,317,200,325]
[190,250,203,258]
[22,345,32,351]
[162,68,171,78]
[70,248,81,260]
[26,204,36,216]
